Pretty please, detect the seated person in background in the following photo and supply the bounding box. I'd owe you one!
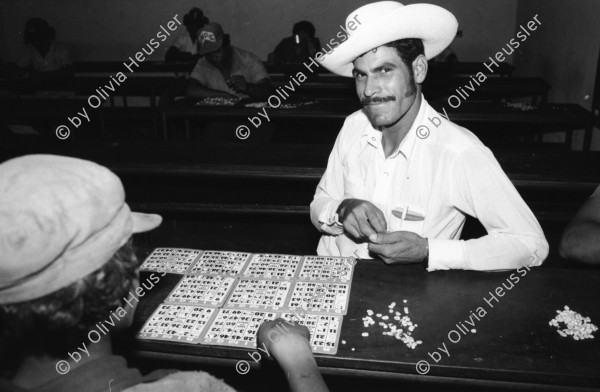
[186,23,273,100]
[0,155,328,392]
[270,21,321,64]
[310,2,548,271]
[560,185,600,264]
[17,18,72,78]
[165,7,209,63]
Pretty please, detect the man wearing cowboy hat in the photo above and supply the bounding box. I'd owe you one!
[310,1,548,271]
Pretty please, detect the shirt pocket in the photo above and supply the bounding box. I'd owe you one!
[389,204,425,235]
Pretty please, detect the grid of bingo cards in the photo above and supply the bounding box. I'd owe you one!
[137,249,356,354]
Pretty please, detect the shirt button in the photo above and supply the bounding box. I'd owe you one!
[371,137,376,141]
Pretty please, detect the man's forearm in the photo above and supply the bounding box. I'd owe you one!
[560,222,600,264]
[429,233,547,271]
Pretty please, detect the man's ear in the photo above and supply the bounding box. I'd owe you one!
[412,54,428,84]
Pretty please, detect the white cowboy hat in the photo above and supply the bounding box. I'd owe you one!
[319,1,458,77]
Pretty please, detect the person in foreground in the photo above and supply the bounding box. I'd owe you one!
[0,155,327,392]
[310,1,548,271]
[186,23,273,99]
[559,185,600,264]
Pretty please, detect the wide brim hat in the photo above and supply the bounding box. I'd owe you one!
[319,2,458,77]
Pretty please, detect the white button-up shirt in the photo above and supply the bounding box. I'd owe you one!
[310,96,549,271]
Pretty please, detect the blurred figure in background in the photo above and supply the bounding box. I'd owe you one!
[270,21,321,64]
[165,7,209,63]
[17,18,72,78]
[186,23,272,99]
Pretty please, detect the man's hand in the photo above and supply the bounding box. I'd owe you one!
[337,199,387,241]
[227,75,248,94]
[368,231,428,264]
[257,318,312,367]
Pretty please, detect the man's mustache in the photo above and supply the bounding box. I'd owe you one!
[361,96,396,105]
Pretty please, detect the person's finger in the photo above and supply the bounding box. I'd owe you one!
[344,216,362,240]
[369,231,405,244]
[365,206,387,233]
[367,242,387,257]
[356,213,376,238]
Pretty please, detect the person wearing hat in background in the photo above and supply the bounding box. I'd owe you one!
[185,23,273,100]
[310,1,548,271]
[0,155,328,392]
[17,18,72,78]
[165,7,209,63]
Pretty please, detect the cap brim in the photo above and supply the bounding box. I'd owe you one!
[132,212,162,233]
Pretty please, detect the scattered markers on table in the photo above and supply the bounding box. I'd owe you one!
[362,299,422,349]
[549,305,598,340]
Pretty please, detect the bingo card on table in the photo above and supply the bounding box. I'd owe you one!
[137,304,216,344]
[202,309,278,348]
[139,248,201,274]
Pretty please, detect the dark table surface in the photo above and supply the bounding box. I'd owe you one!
[132,260,600,390]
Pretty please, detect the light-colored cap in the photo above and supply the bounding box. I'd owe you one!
[0,155,162,304]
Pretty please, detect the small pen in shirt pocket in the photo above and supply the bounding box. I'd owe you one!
[392,206,425,229]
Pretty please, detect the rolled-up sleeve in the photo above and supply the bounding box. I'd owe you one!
[428,145,548,271]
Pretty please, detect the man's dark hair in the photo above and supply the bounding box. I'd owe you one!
[383,38,425,69]
[24,18,55,45]
[293,21,316,37]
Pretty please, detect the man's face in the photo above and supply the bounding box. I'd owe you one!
[206,45,227,69]
[352,46,418,129]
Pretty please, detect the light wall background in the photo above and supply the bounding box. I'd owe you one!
[0,0,518,63]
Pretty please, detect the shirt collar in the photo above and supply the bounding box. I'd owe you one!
[362,94,429,159]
